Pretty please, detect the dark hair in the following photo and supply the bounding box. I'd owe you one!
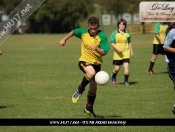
[167,22,175,33]
[88,17,99,26]
[117,19,127,28]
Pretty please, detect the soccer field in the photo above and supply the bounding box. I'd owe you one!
[0,34,174,131]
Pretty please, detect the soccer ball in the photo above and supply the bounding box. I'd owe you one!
[95,71,109,86]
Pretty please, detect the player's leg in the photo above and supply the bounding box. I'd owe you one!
[84,64,100,118]
[172,104,175,115]
[111,60,121,85]
[123,59,130,86]
[167,61,175,114]
[72,61,95,103]
[167,61,175,90]
[84,79,97,118]
[0,50,2,55]
[148,44,158,74]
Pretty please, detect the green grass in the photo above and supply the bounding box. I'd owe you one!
[0,34,175,131]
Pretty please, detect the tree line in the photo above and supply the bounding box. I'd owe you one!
[0,0,171,33]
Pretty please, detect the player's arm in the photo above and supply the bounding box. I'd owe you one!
[154,23,164,44]
[155,34,164,44]
[95,47,105,55]
[127,32,133,57]
[129,43,133,57]
[111,43,122,53]
[110,31,122,53]
[60,31,74,46]
[164,46,175,53]
[89,44,105,56]
[90,33,110,56]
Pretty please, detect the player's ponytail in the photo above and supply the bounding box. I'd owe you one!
[166,22,175,34]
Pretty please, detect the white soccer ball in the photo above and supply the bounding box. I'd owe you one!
[95,71,109,86]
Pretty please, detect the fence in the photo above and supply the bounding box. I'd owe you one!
[127,23,154,34]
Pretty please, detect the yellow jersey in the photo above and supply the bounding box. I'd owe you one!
[153,22,169,44]
[110,29,131,60]
[73,28,110,64]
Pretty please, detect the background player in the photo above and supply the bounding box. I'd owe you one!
[148,22,169,75]
[110,19,133,86]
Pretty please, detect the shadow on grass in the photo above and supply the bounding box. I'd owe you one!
[103,115,122,118]
[119,81,139,85]
[0,105,14,109]
[154,71,168,74]
[83,115,122,119]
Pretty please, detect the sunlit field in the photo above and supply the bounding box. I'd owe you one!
[0,34,174,131]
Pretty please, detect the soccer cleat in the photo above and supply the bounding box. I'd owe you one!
[172,105,175,115]
[148,70,154,75]
[72,90,81,104]
[111,76,116,85]
[124,81,130,86]
[84,108,96,118]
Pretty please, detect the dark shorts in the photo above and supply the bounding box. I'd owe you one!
[113,59,130,65]
[153,44,164,55]
[78,61,101,74]
[168,59,175,81]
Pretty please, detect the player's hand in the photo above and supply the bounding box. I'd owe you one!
[161,40,164,44]
[117,48,123,53]
[60,39,66,47]
[89,44,96,51]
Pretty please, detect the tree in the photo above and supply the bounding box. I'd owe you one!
[29,0,94,33]
[0,0,95,33]
[28,0,95,33]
